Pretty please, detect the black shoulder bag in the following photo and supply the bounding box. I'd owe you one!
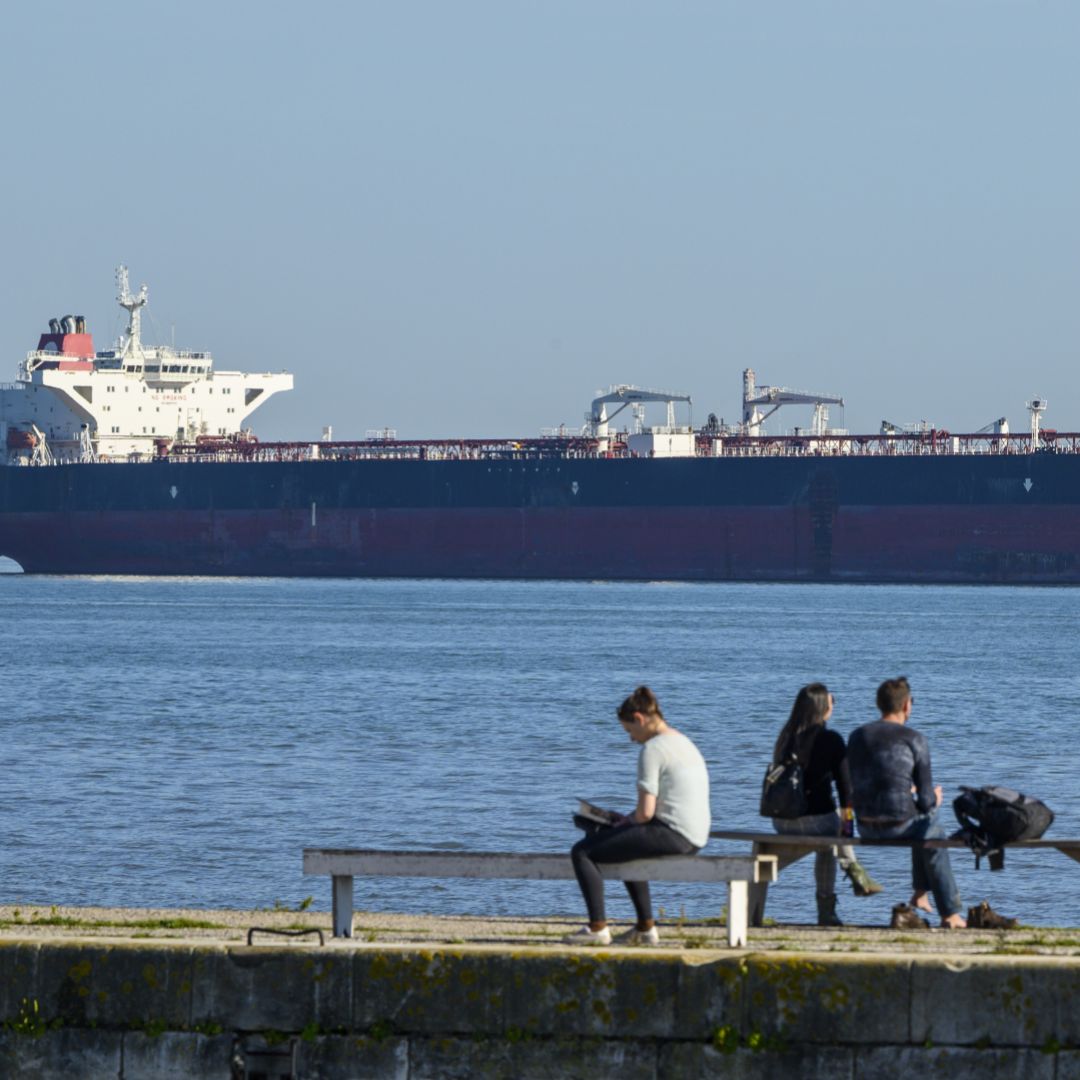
[760,739,809,819]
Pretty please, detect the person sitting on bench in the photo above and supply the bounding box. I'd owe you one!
[848,677,966,929]
[565,686,711,947]
[770,682,882,926]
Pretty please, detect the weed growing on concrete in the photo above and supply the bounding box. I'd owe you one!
[711,1024,787,1054]
[368,1019,395,1042]
[712,1025,740,1054]
[137,1017,168,1039]
[0,913,223,932]
[679,935,710,949]
[132,917,222,930]
[20,914,82,928]
[6,998,59,1039]
[193,1020,223,1036]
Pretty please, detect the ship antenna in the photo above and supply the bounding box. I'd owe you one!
[116,265,149,358]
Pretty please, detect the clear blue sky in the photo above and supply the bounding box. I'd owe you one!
[2,1,1078,440]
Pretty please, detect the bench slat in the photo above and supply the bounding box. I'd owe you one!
[711,830,1080,851]
[303,849,776,884]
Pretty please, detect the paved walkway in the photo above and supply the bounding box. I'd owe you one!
[1,903,1076,956]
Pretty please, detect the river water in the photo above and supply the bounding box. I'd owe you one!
[0,568,1075,928]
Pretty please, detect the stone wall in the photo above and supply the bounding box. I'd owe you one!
[0,940,1078,1077]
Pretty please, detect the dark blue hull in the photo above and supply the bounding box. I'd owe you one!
[0,453,1077,580]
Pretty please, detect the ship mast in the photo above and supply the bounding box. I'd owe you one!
[116,265,149,360]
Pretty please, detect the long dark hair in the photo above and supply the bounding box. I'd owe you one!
[773,683,831,762]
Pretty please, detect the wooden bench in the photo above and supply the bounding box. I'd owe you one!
[711,829,1080,926]
[302,848,778,947]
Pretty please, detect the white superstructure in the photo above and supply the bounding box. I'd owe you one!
[0,267,293,464]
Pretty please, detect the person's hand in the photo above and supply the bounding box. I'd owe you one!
[934,785,943,807]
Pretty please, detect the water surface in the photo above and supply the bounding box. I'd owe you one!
[0,575,1075,927]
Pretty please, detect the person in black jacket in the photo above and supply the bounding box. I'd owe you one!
[771,683,881,926]
[848,677,965,929]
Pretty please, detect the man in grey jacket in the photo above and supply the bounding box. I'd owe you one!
[848,677,966,929]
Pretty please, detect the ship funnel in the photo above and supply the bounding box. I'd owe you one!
[75,315,86,333]
[49,318,61,334]
[61,315,76,334]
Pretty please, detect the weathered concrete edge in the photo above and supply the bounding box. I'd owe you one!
[1,940,1079,1051]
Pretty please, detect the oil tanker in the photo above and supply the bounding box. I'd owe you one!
[1,269,1077,582]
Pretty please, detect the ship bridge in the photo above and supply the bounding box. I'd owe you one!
[2,267,293,463]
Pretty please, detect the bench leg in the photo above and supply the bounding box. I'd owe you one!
[727,881,749,948]
[750,840,815,926]
[749,881,769,929]
[332,875,354,938]
[750,841,769,927]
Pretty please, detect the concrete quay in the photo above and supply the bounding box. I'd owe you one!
[2,905,1080,1077]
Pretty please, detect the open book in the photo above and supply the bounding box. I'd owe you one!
[575,798,621,826]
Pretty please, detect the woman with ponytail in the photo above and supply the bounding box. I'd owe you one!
[564,686,711,947]
[771,683,881,925]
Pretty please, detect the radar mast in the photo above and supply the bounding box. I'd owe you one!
[116,265,149,359]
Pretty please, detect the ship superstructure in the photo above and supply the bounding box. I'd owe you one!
[0,268,292,464]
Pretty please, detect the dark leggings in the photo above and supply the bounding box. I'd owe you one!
[570,819,698,925]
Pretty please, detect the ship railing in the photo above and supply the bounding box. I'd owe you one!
[67,429,1080,466]
[695,431,1080,457]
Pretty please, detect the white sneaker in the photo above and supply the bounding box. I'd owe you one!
[561,925,612,946]
[613,926,660,947]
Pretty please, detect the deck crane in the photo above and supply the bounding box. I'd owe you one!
[973,417,1010,436]
[588,385,692,453]
[742,368,843,437]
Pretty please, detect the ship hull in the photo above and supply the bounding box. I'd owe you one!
[1,454,1078,582]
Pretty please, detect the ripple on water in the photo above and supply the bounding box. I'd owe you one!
[0,576,1076,925]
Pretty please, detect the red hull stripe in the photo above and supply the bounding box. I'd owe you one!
[1,505,1077,581]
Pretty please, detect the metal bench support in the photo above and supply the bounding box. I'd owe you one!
[332,875,354,939]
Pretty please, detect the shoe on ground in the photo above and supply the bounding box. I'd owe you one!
[562,925,612,946]
[890,903,930,930]
[613,925,660,946]
[967,901,1019,930]
[846,862,884,898]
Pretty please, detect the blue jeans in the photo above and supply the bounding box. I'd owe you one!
[857,810,963,918]
[774,811,856,897]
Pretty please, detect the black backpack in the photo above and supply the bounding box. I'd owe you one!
[953,785,1054,870]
